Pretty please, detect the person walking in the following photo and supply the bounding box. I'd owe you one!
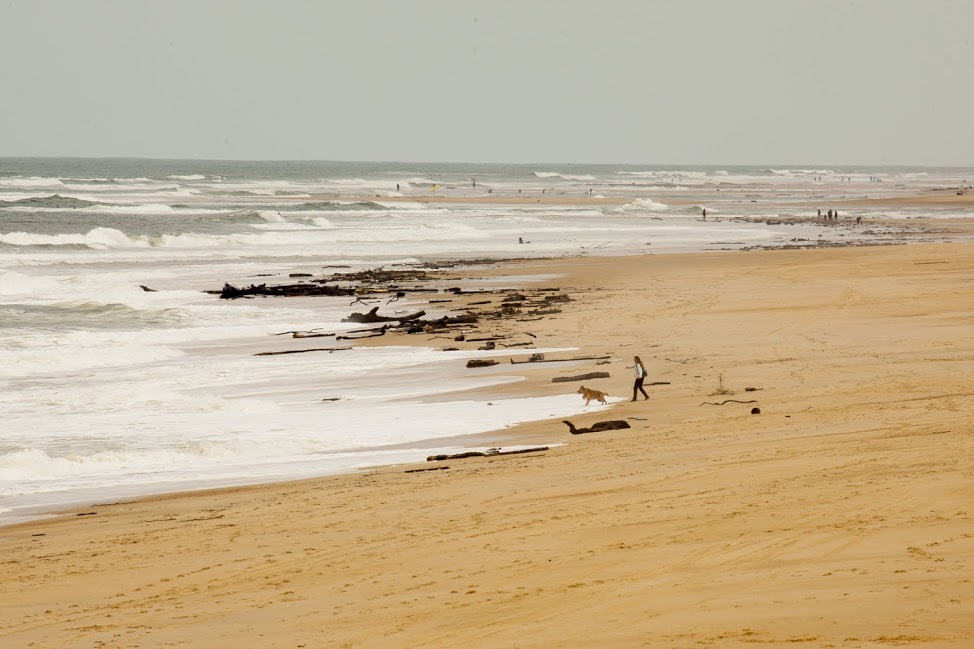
[628,355,649,401]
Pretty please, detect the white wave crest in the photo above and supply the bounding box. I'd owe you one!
[768,168,836,176]
[623,198,670,212]
[89,203,176,215]
[0,176,65,188]
[257,210,286,223]
[532,172,596,181]
[0,227,149,249]
[0,270,61,296]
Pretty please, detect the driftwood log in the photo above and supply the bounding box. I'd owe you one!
[216,282,355,300]
[343,306,426,323]
[510,355,611,365]
[466,359,499,368]
[562,420,631,435]
[253,347,351,356]
[551,372,610,383]
[427,446,549,462]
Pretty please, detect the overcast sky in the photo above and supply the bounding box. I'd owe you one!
[1,0,971,165]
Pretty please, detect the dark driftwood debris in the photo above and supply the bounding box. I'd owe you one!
[215,282,355,300]
[405,466,450,473]
[510,355,611,365]
[562,420,631,435]
[466,359,499,368]
[343,306,426,323]
[254,347,351,356]
[551,371,611,383]
[337,329,386,341]
[699,399,759,406]
[427,446,549,462]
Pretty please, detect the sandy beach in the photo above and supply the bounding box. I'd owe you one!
[4,230,974,647]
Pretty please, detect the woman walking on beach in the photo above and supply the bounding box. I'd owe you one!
[629,356,649,401]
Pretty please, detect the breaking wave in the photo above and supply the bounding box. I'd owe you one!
[0,194,101,209]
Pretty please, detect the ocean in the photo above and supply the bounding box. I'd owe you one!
[2,158,972,525]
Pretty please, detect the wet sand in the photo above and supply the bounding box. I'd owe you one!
[3,219,974,646]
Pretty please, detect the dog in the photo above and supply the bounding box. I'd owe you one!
[562,420,631,435]
[576,385,608,406]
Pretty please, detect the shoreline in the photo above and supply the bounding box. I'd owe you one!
[3,239,974,646]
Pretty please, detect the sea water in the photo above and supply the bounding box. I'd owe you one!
[2,158,972,525]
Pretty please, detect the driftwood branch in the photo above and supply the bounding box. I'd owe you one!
[427,446,549,462]
[699,399,758,406]
[510,355,611,365]
[215,282,354,300]
[551,372,610,383]
[466,359,499,368]
[562,420,631,435]
[254,347,351,356]
[343,306,426,323]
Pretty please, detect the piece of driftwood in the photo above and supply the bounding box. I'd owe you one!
[292,332,335,339]
[466,359,499,368]
[337,329,386,341]
[551,371,610,383]
[510,354,610,365]
[343,306,426,323]
[562,420,631,435]
[140,284,157,292]
[427,446,549,462]
[405,466,450,473]
[699,399,759,406]
[254,347,351,356]
[646,381,671,386]
[215,282,355,300]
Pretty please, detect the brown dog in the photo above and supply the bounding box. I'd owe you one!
[577,385,608,406]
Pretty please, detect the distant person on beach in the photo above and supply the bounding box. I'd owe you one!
[627,356,649,401]
[396,183,400,192]
[817,209,822,218]
[702,208,707,220]
[827,209,833,220]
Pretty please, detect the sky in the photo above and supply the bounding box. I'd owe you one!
[1,0,972,165]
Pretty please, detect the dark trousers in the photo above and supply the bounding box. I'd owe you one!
[633,377,649,400]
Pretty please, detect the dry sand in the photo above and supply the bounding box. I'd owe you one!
[3,239,974,647]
